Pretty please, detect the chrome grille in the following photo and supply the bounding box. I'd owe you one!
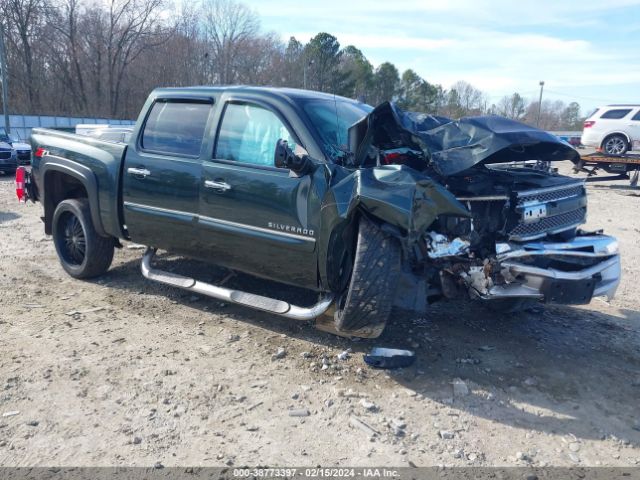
[517,183,584,206]
[509,207,586,241]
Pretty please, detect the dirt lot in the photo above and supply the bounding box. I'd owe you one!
[1,163,639,467]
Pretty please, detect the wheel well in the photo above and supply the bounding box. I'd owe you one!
[325,215,359,293]
[601,132,630,147]
[43,171,88,235]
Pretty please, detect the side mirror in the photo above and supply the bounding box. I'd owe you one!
[274,139,311,176]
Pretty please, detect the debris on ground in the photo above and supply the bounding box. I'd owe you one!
[478,345,495,352]
[65,306,106,316]
[337,349,351,361]
[271,347,286,361]
[363,347,415,369]
[452,378,470,397]
[439,430,455,439]
[359,399,377,411]
[349,415,379,437]
[288,408,310,417]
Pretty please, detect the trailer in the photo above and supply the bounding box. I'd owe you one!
[574,152,640,187]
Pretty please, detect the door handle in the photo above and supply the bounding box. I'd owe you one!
[204,180,231,191]
[127,167,151,178]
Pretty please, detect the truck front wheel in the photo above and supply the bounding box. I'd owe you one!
[52,199,114,279]
[333,217,401,337]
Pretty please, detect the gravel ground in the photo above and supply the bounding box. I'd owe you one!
[0,162,639,467]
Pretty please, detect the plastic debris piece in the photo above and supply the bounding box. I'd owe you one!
[363,347,416,369]
[337,349,352,361]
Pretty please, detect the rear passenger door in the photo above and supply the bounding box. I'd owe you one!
[198,99,319,289]
[122,98,213,255]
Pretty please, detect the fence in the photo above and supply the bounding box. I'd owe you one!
[3,114,135,141]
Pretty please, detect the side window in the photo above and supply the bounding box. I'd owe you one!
[600,109,632,120]
[216,103,297,166]
[632,110,640,121]
[142,101,211,156]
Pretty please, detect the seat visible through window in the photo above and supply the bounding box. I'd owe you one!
[216,103,296,166]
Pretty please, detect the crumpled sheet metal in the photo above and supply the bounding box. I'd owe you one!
[325,164,470,245]
[349,102,581,177]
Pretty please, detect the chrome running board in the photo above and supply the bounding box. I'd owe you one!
[141,248,334,320]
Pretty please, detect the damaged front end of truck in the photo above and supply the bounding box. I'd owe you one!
[324,102,620,319]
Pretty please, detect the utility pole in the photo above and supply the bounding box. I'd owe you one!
[536,80,545,128]
[0,21,10,135]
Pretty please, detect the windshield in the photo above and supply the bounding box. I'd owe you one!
[302,99,373,161]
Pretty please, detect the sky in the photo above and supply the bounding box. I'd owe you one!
[241,0,640,114]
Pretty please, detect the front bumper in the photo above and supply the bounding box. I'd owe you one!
[478,234,620,304]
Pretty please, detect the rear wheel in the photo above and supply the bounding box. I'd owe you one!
[602,134,629,155]
[334,217,401,337]
[52,199,114,279]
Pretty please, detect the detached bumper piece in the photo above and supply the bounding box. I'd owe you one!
[471,235,621,304]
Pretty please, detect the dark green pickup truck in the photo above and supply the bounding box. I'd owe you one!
[19,86,621,337]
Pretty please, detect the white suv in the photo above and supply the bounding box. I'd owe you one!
[581,105,640,155]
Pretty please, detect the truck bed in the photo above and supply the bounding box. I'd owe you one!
[29,128,128,238]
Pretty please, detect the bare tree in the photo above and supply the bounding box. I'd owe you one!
[105,0,169,116]
[0,0,48,111]
[201,0,259,84]
[497,92,526,120]
[445,80,486,117]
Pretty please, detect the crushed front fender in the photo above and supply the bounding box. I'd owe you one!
[318,164,470,290]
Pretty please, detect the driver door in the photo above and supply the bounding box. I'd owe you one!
[198,100,319,289]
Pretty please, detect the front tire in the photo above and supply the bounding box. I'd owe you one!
[602,134,629,155]
[334,217,401,337]
[52,199,114,279]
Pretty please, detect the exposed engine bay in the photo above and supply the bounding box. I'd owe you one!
[343,102,620,310]
[421,163,609,305]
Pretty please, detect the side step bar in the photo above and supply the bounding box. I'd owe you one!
[141,248,334,321]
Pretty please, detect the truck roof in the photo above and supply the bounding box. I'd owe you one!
[152,85,362,105]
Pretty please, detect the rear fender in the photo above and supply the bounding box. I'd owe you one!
[41,157,107,237]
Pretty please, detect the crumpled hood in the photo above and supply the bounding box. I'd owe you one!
[348,102,581,176]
